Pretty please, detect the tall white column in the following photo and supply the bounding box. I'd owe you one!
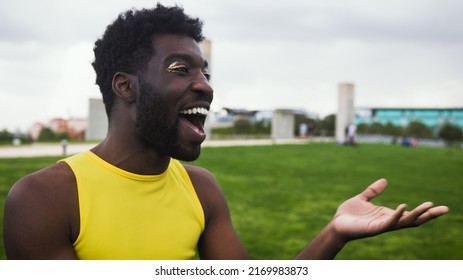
[335,83,355,144]
[86,98,108,141]
[199,39,213,139]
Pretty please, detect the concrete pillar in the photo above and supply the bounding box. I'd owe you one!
[86,98,108,141]
[199,39,212,73]
[199,39,213,139]
[335,83,355,144]
[271,109,295,140]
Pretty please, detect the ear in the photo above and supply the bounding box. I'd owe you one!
[112,72,138,104]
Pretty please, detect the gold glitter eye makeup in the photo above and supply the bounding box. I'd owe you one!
[166,61,188,73]
[166,61,210,81]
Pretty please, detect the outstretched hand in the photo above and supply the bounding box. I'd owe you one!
[333,179,449,242]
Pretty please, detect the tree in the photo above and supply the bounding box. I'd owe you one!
[0,129,14,144]
[254,120,271,135]
[383,122,402,136]
[37,127,69,142]
[406,121,433,139]
[319,114,335,136]
[233,118,252,134]
[294,115,317,136]
[368,122,385,135]
[356,123,369,134]
[438,123,462,146]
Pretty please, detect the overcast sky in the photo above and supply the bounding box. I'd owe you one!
[1,0,462,132]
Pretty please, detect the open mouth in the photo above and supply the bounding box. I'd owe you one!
[179,107,209,135]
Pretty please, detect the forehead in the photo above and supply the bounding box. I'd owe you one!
[150,34,204,64]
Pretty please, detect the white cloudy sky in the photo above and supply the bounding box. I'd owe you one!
[1,0,462,131]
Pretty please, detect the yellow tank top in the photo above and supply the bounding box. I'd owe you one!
[61,151,205,260]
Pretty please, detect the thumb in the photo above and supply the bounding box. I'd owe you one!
[358,178,388,201]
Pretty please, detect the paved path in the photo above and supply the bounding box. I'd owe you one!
[0,138,328,158]
[0,143,96,158]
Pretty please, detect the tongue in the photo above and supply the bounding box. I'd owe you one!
[181,116,205,135]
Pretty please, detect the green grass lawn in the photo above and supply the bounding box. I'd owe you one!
[0,143,462,259]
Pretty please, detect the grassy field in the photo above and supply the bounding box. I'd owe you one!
[0,143,462,259]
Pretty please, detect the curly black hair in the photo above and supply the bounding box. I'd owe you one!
[92,3,205,117]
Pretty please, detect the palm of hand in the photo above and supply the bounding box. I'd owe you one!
[333,195,402,240]
[331,179,448,242]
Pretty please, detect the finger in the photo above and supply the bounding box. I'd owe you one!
[398,201,434,227]
[411,205,450,226]
[358,178,388,201]
[381,203,407,231]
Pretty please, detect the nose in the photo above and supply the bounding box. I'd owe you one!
[190,74,214,101]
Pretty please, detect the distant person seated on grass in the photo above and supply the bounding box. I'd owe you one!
[3,4,449,260]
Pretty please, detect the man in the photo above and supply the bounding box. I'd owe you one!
[346,123,357,145]
[3,4,448,260]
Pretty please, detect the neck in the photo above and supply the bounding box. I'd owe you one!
[91,127,171,176]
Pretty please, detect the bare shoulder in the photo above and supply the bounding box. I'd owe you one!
[183,164,219,189]
[4,161,80,259]
[182,164,226,221]
[5,161,79,228]
[182,165,249,259]
[183,164,223,200]
[7,161,77,205]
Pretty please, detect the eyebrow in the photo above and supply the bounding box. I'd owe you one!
[164,53,209,70]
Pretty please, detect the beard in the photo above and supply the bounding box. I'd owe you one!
[134,79,201,161]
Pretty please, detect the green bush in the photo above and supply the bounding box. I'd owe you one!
[406,121,433,138]
[438,123,462,146]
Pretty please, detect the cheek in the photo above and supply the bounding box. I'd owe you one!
[138,80,184,123]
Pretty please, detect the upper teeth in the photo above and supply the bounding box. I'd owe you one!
[180,107,209,115]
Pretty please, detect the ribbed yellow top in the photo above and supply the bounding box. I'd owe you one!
[61,151,204,259]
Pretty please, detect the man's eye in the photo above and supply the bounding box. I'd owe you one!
[203,72,211,81]
[167,62,188,73]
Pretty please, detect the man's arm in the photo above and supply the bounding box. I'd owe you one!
[3,163,79,259]
[185,165,250,259]
[295,178,449,259]
[184,169,448,260]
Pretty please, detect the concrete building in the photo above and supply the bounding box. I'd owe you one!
[199,39,211,73]
[355,107,463,134]
[86,98,108,141]
[66,118,87,140]
[271,109,295,140]
[335,83,355,144]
